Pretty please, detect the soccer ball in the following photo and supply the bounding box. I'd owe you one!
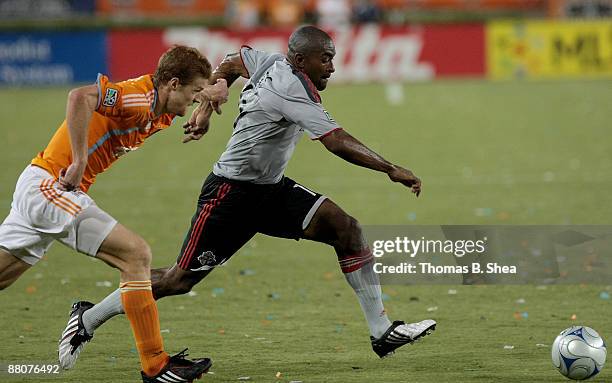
[552,326,607,380]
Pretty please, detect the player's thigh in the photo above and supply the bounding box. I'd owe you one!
[0,248,31,289]
[56,202,118,257]
[177,174,256,271]
[257,177,328,240]
[95,223,151,270]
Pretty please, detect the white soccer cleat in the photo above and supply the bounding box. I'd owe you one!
[371,319,436,358]
[58,301,94,370]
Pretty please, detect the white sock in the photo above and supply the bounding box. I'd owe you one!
[341,253,392,339]
[82,288,124,334]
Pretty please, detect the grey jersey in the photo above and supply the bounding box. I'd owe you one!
[213,46,340,184]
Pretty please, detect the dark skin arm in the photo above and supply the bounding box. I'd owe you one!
[320,129,421,196]
[183,52,248,142]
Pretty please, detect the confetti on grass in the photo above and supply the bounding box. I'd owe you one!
[268,292,281,300]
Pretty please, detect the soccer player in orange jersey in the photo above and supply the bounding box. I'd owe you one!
[0,46,228,382]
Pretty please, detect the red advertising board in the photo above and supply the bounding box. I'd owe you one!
[109,24,485,82]
[97,0,225,15]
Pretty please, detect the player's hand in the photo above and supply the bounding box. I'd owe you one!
[387,165,421,197]
[207,79,229,115]
[58,162,86,191]
[182,101,213,143]
[182,119,210,143]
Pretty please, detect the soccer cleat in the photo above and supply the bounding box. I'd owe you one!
[58,301,94,370]
[141,349,212,383]
[371,319,437,358]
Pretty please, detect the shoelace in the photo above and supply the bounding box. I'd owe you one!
[171,348,190,361]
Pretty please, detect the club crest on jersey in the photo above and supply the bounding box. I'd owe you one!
[103,88,118,107]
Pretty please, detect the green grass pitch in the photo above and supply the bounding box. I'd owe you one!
[0,79,611,382]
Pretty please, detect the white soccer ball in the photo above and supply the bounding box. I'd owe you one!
[552,326,607,380]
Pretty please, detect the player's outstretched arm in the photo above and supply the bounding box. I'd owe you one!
[193,52,247,108]
[59,84,98,191]
[184,52,248,142]
[210,52,250,86]
[320,129,421,196]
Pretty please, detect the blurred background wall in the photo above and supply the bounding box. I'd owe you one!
[0,0,610,85]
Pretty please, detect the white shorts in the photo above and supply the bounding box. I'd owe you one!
[0,166,117,265]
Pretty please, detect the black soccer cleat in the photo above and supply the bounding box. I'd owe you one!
[141,349,212,383]
[58,301,95,369]
[371,319,436,358]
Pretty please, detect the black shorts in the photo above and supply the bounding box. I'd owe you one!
[176,173,327,271]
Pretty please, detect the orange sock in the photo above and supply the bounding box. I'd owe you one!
[120,280,169,376]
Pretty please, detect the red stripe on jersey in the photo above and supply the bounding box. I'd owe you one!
[313,127,343,141]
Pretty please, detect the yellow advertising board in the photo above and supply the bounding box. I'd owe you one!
[487,20,612,79]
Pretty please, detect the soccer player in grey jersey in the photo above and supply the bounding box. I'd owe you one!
[60,26,436,368]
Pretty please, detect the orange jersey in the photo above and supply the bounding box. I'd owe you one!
[31,74,175,193]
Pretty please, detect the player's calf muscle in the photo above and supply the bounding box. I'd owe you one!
[152,266,207,299]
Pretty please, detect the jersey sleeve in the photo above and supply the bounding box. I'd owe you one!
[240,46,284,78]
[277,82,342,140]
[94,73,125,117]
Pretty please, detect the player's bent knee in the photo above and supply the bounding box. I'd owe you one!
[306,200,365,252]
[106,236,152,275]
[337,215,364,253]
[124,239,152,272]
